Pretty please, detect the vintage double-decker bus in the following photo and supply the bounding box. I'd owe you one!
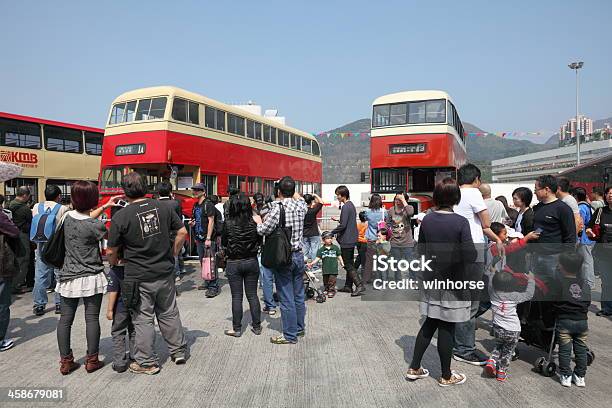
[559,152,612,197]
[369,90,467,212]
[99,86,322,215]
[0,112,103,203]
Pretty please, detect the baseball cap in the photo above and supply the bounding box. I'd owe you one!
[191,183,207,191]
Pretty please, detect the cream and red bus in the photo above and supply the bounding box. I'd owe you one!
[99,86,322,215]
[0,112,102,203]
[370,90,467,212]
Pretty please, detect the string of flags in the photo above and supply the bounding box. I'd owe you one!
[313,131,552,139]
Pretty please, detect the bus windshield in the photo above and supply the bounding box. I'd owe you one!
[101,167,124,190]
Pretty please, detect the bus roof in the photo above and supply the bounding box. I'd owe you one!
[110,86,315,141]
[372,90,452,106]
[0,111,103,134]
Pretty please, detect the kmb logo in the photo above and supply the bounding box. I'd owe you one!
[0,150,39,167]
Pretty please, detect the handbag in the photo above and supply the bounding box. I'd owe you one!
[201,246,216,281]
[42,217,66,269]
[261,203,292,269]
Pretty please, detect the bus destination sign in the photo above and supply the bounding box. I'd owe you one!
[389,143,426,155]
[115,144,146,156]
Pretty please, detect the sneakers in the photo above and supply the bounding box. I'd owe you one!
[0,339,15,352]
[224,329,242,338]
[496,370,508,382]
[453,352,487,366]
[297,330,306,337]
[112,362,129,373]
[572,374,586,387]
[262,307,277,316]
[33,305,45,316]
[129,361,160,375]
[205,288,219,298]
[559,374,572,387]
[405,367,430,381]
[337,286,352,293]
[438,371,467,387]
[270,335,297,345]
[171,354,187,365]
[484,359,497,377]
[251,326,262,336]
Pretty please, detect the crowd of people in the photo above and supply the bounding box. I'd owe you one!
[0,164,610,389]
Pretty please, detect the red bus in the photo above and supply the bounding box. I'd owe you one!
[559,152,612,197]
[99,86,322,215]
[369,90,467,212]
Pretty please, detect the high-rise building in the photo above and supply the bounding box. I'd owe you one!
[560,115,593,141]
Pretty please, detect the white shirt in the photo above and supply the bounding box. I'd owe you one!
[454,187,487,244]
[215,202,225,221]
[484,198,508,224]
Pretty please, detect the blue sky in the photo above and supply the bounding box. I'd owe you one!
[1,0,610,139]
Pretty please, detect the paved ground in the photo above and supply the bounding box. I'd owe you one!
[1,262,612,408]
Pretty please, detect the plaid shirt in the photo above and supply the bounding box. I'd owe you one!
[257,197,307,251]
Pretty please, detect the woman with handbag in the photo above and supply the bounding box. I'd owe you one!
[586,186,612,317]
[222,192,263,337]
[55,181,119,375]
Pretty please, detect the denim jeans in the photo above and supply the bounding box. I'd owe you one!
[453,299,481,356]
[0,277,12,342]
[226,258,261,332]
[272,252,306,342]
[556,318,588,377]
[33,246,60,307]
[259,259,277,310]
[302,236,320,263]
[389,246,414,281]
[577,244,595,289]
[196,240,218,289]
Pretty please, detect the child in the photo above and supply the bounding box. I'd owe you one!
[485,269,535,382]
[106,264,136,373]
[375,227,391,281]
[353,211,368,275]
[553,252,590,388]
[307,231,343,298]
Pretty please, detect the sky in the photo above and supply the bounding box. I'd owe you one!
[1,0,611,140]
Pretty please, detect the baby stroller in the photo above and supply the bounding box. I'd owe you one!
[304,268,326,303]
[519,300,595,377]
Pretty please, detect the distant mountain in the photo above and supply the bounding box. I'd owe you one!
[319,119,549,183]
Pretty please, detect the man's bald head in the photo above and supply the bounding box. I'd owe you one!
[479,183,491,199]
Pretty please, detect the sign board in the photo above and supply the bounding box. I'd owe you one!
[0,150,39,168]
[389,143,426,155]
[115,144,146,156]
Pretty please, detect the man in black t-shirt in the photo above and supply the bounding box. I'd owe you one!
[107,172,189,375]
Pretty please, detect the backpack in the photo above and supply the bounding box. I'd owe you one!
[30,203,61,243]
[261,203,292,269]
[213,207,224,238]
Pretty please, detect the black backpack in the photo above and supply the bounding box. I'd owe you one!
[213,207,224,238]
[261,203,292,269]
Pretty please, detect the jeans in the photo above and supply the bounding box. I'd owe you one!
[272,252,306,342]
[556,318,588,377]
[33,246,60,307]
[302,236,320,263]
[597,254,612,314]
[577,244,595,289]
[57,294,103,356]
[532,253,560,301]
[12,232,30,290]
[389,246,414,281]
[131,276,187,366]
[354,242,367,275]
[226,258,261,332]
[340,246,357,288]
[196,240,218,289]
[259,259,277,310]
[0,277,12,342]
[174,247,185,277]
[454,299,481,356]
[111,307,135,368]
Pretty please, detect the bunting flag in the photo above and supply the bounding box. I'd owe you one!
[313,130,551,139]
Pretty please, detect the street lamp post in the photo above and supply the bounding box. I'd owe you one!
[568,61,584,164]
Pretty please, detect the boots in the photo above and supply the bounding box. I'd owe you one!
[59,352,80,375]
[348,270,365,297]
[85,353,104,373]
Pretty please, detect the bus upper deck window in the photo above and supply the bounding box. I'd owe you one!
[135,99,152,121]
[426,100,446,123]
[149,97,167,119]
[373,104,390,127]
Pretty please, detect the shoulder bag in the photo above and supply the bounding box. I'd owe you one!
[261,203,292,269]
